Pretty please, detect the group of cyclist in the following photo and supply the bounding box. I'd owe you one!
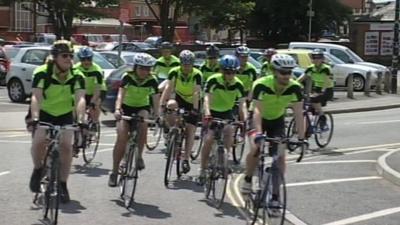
[27,39,334,209]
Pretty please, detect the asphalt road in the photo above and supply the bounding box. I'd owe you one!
[0,87,400,225]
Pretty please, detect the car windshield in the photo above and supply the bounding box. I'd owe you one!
[74,52,116,69]
[4,47,21,59]
[345,48,364,62]
[123,55,135,64]
[133,42,152,49]
[324,53,345,64]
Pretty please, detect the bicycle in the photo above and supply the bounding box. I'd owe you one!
[244,135,304,225]
[190,120,205,161]
[164,108,188,187]
[73,106,101,163]
[118,114,155,208]
[232,101,246,164]
[33,122,79,225]
[204,119,242,208]
[145,115,163,151]
[286,100,334,161]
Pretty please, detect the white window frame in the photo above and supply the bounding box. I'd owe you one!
[135,5,141,16]
[143,5,149,17]
[14,1,33,32]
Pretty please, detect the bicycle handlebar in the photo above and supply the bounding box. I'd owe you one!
[38,122,80,131]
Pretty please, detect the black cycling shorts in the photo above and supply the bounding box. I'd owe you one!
[311,87,333,107]
[210,110,234,121]
[175,94,198,126]
[121,104,151,116]
[39,110,74,126]
[262,116,285,156]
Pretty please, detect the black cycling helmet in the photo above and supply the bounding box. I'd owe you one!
[159,41,173,50]
[51,40,74,57]
[311,49,324,59]
[206,45,220,58]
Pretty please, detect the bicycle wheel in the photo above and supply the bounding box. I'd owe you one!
[146,121,162,151]
[209,146,229,208]
[315,113,334,148]
[82,122,100,163]
[43,155,60,225]
[191,124,204,161]
[253,167,286,225]
[164,130,179,187]
[286,117,298,152]
[232,126,245,164]
[119,143,139,208]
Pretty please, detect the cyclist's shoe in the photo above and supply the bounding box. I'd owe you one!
[60,182,70,203]
[197,169,207,186]
[108,173,118,187]
[268,200,283,217]
[29,167,43,193]
[240,176,252,195]
[182,160,190,174]
[137,157,145,171]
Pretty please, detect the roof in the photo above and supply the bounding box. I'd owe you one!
[277,49,312,54]
[371,2,395,21]
[290,42,349,50]
[72,18,132,27]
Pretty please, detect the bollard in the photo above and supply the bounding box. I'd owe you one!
[384,71,391,93]
[347,73,354,99]
[376,72,383,95]
[364,72,371,97]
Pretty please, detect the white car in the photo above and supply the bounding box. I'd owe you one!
[98,51,138,68]
[6,46,116,102]
[324,53,379,91]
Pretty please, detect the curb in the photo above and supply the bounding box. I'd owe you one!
[326,103,400,114]
[0,129,26,132]
[376,149,400,187]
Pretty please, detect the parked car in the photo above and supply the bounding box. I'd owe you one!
[99,51,138,68]
[35,33,56,45]
[144,36,163,48]
[277,49,379,91]
[72,34,104,47]
[112,42,158,57]
[6,46,116,102]
[288,42,389,75]
[102,65,132,112]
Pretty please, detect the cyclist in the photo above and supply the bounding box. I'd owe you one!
[153,41,180,91]
[235,45,257,99]
[74,47,104,123]
[241,54,305,209]
[160,50,202,174]
[200,45,220,82]
[108,53,159,187]
[198,55,247,184]
[260,48,277,77]
[297,49,334,129]
[29,40,86,203]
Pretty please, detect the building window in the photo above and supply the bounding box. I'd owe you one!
[0,0,9,6]
[135,5,141,16]
[14,1,33,32]
[143,5,149,17]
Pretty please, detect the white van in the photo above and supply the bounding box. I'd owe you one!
[288,42,389,74]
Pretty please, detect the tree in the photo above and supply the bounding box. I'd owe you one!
[248,0,351,43]
[12,0,118,40]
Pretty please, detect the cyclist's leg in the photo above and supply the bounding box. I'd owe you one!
[111,105,131,174]
[200,128,215,171]
[29,112,47,192]
[165,99,178,128]
[136,108,150,157]
[158,78,168,93]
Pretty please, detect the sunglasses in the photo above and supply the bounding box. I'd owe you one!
[223,69,236,75]
[312,56,324,60]
[137,65,152,71]
[60,53,74,59]
[80,57,92,61]
[277,70,292,75]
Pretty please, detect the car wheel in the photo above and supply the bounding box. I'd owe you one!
[352,74,365,91]
[7,78,26,102]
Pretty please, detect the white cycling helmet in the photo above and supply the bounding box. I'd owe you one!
[270,54,297,70]
[179,50,195,65]
[133,53,156,67]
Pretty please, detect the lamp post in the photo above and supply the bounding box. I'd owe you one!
[307,0,314,41]
[391,0,400,94]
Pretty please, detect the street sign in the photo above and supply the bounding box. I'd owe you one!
[119,8,130,23]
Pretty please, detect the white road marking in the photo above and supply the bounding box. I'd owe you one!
[0,171,11,176]
[0,139,114,146]
[286,176,382,187]
[322,207,400,225]
[295,160,376,165]
[356,119,400,125]
[225,175,253,223]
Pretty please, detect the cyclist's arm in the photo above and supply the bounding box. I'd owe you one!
[253,100,263,133]
[203,93,212,117]
[92,70,103,103]
[115,87,125,112]
[30,88,43,120]
[238,97,248,122]
[293,101,305,140]
[192,74,202,111]
[151,79,160,117]
[75,89,86,123]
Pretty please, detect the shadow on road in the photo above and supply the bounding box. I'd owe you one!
[111,199,172,219]
[165,176,204,193]
[60,200,87,214]
[72,163,110,177]
[198,199,247,220]
[101,120,116,128]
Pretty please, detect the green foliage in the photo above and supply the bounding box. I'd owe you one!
[248,0,351,42]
